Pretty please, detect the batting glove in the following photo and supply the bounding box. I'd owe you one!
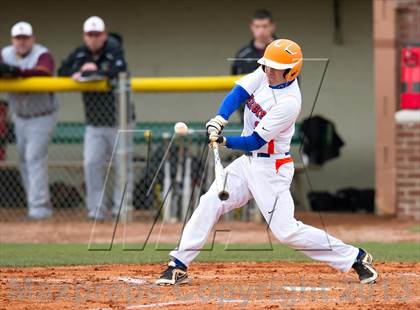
[208,131,226,148]
[206,115,228,135]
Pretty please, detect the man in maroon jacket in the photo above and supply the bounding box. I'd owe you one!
[0,21,58,220]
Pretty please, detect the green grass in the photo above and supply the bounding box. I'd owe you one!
[0,242,419,268]
[408,224,420,233]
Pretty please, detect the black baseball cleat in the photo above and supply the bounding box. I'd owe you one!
[352,249,378,284]
[155,261,189,285]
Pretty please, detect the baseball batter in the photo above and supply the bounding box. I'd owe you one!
[156,39,378,285]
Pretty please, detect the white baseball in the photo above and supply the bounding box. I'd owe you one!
[174,122,189,136]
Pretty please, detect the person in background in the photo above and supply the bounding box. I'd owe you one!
[0,21,58,220]
[231,9,276,123]
[58,16,133,221]
[231,9,276,75]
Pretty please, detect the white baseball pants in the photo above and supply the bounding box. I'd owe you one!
[170,154,359,272]
[13,112,57,219]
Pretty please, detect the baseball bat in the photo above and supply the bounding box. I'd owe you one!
[181,133,192,219]
[172,133,184,218]
[162,132,173,222]
[212,142,229,201]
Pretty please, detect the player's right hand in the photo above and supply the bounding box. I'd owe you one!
[81,62,98,72]
[206,115,228,135]
[207,131,226,148]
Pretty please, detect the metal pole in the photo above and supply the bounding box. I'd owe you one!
[118,72,133,222]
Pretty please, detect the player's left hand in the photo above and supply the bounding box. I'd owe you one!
[208,131,226,148]
[206,115,228,135]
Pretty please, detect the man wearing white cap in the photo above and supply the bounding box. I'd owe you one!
[59,16,133,221]
[0,21,58,220]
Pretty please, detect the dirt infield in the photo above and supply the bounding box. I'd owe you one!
[1,262,419,309]
[1,212,419,244]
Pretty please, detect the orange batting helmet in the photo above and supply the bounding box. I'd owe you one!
[257,39,303,81]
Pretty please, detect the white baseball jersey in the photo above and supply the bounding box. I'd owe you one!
[169,65,359,273]
[236,66,301,154]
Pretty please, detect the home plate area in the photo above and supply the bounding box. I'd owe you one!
[1,262,419,309]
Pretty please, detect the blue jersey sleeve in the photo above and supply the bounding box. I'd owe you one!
[217,85,250,120]
[225,131,267,152]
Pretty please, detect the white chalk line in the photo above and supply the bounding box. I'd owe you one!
[116,276,148,285]
[123,286,339,309]
[126,300,196,309]
[3,276,342,291]
[111,277,341,292]
[3,276,149,285]
[124,294,420,309]
[125,298,292,309]
[91,295,420,310]
[2,277,74,283]
[399,273,420,277]
[282,285,333,292]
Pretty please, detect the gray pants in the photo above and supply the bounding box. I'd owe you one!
[84,125,133,219]
[13,113,57,219]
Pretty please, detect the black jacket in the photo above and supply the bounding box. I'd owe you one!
[58,35,127,127]
[231,40,266,75]
[230,40,264,123]
[300,115,345,165]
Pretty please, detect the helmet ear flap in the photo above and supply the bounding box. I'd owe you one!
[283,68,291,79]
[284,61,303,81]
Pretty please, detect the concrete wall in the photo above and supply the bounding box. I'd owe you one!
[0,0,374,192]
